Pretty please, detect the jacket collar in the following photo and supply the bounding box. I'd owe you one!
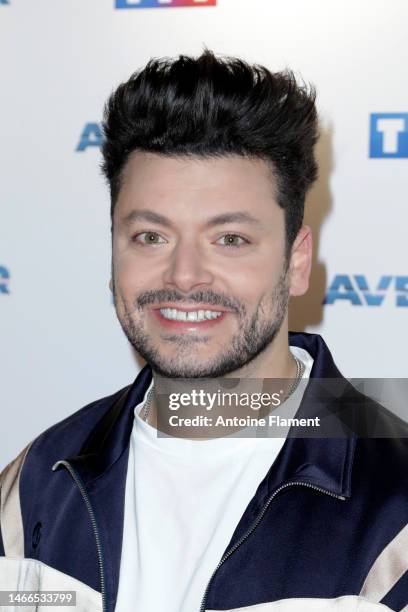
[61,332,356,497]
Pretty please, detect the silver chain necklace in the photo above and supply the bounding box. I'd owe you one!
[141,356,305,425]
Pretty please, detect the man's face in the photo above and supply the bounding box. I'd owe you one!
[112,152,296,378]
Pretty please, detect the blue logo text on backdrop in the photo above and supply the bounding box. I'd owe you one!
[76,123,103,151]
[324,275,408,307]
[0,267,10,294]
[116,0,216,8]
[370,113,408,158]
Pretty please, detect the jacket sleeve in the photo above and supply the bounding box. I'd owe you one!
[0,517,4,556]
[0,443,32,558]
[359,523,408,611]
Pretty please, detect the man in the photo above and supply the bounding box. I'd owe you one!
[0,50,407,612]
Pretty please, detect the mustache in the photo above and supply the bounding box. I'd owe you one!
[135,289,245,315]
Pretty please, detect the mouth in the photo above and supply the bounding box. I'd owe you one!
[151,304,229,331]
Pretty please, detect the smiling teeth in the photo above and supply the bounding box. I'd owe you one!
[159,308,223,322]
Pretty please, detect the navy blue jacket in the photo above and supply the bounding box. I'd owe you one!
[0,332,407,612]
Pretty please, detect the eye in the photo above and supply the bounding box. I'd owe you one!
[132,231,167,245]
[216,234,249,248]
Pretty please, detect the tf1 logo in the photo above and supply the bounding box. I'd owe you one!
[0,266,10,294]
[370,113,408,158]
[324,275,408,307]
[115,0,216,8]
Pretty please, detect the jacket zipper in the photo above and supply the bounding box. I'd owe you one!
[52,460,107,612]
[199,480,346,612]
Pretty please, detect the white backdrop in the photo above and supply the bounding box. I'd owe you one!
[1,0,407,469]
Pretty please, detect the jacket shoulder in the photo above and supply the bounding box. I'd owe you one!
[0,386,122,477]
[0,384,131,496]
[32,385,131,461]
[0,385,130,557]
[348,389,408,554]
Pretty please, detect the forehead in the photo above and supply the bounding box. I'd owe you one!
[115,151,280,222]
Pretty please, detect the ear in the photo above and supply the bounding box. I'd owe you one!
[109,278,113,292]
[288,225,312,297]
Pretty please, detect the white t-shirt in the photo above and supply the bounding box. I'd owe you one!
[114,346,314,612]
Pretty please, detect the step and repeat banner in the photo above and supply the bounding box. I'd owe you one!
[0,0,406,467]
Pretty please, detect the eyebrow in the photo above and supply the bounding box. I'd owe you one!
[120,209,262,229]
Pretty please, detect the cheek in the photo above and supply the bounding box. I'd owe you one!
[221,257,284,306]
[113,252,156,296]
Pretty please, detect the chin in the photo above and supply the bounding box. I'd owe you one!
[150,358,215,379]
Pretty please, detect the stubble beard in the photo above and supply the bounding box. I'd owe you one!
[113,271,290,378]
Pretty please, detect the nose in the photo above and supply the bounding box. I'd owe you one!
[162,240,214,293]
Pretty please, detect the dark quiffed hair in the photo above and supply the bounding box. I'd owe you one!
[101,49,318,251]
